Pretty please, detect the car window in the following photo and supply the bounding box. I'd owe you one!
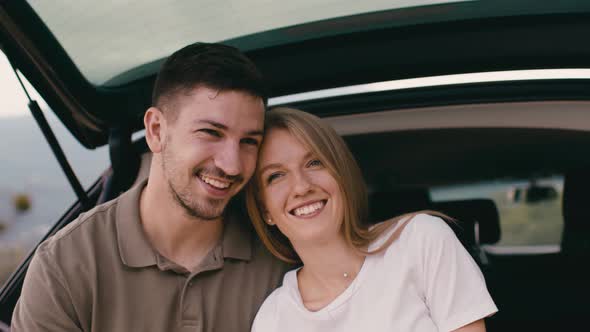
[430,176,563,247]
[0,51,109,288]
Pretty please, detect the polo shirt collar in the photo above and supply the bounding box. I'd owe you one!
[116,179,157,268]
[222,212,253,261]
[116,179,253,268]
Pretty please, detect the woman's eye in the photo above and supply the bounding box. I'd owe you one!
[307,159,323,168]
[266,172,283,184]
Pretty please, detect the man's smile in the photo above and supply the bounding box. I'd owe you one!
[198,173,232,189]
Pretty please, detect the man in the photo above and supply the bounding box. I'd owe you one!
[12,43,290,331]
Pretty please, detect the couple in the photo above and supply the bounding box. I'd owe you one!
[12,43,496,331]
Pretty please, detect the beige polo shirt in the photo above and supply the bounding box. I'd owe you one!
[12,180,291,332]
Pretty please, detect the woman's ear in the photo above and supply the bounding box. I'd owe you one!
[263,210,274,226]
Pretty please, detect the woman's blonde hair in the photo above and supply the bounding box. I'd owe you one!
[245,107,447,264]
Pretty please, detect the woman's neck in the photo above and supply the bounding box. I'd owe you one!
[294,235,366,311]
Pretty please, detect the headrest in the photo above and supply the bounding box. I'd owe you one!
[368,188,431,224]
[563,170,590,229]
[562,170,590,253]
[432,199,501,245]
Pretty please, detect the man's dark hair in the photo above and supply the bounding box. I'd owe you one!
[152,42,267,116]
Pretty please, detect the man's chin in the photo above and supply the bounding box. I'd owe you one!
[172,193,225,221]
[193,201,224,218]
[182,206,224,220]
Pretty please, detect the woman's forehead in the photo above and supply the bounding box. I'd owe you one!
[259,129,311,165]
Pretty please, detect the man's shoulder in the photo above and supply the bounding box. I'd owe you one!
[37,197,120,256]
[249,234,293,267]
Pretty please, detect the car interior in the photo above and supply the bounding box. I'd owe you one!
[2,1,590,331]
[337,103,590,330]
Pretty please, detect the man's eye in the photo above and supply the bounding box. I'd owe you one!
[241,137,260,146]
[307,159,323,168]
[199,129,222,137]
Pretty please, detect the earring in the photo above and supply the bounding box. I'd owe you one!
[267,218,274,225]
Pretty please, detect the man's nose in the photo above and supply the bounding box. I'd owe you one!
[214,141,242,177]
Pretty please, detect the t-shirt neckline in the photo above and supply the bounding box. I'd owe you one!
[286,254,373,318]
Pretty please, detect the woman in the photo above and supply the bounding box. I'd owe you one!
[246,107,497,332]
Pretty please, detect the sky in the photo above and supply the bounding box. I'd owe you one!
[0,51,32,118]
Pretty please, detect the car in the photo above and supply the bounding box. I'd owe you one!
[2,1,590,331]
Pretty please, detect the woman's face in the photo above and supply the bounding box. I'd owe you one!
[257,128,344,247]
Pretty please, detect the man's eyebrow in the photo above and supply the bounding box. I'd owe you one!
[247,129,264,137]
[198,119,228,130]
[197,119,263,136]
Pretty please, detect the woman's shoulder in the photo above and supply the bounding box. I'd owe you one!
[252,267,300,331]
[259,268,299,309]
[255,287,281,316]
[407,212,454,235]
[252,289,278,331]
[370,213,454,250]
[252,278,286,331]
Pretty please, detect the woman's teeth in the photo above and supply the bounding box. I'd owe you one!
[199,174,231,189]
[293,201,325,217]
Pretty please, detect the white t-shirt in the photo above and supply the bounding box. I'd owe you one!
[252,214,498,332]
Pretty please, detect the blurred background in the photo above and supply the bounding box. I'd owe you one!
[0,50,108,285]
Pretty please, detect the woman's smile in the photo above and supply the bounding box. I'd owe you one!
[289,199,328,218]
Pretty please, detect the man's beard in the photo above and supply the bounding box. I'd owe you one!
[168,179,226,220]
[161,144,243,220]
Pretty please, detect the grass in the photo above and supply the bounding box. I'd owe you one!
[491,191,563,246]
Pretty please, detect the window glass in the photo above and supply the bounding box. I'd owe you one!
[26,0,466,85]
[0,51,108,287]
[430,176,563,246]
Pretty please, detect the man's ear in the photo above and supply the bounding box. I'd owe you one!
[144,107,166,153]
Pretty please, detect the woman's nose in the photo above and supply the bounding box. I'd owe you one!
[292,172,313,197]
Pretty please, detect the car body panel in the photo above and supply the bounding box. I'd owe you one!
[3,1,590,147]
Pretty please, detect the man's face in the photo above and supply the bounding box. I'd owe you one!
[160,87,264,220]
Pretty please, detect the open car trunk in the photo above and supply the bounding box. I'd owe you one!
[2,1,590,331]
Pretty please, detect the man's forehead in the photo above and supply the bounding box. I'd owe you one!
[182,85,263,104]
[174,87,263,119]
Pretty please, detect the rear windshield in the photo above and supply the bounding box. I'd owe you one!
[26,0,466,86]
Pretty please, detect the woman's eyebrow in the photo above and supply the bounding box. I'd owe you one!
[259,163,281,175]
[259,151,315,174]
[301,151,314,162]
